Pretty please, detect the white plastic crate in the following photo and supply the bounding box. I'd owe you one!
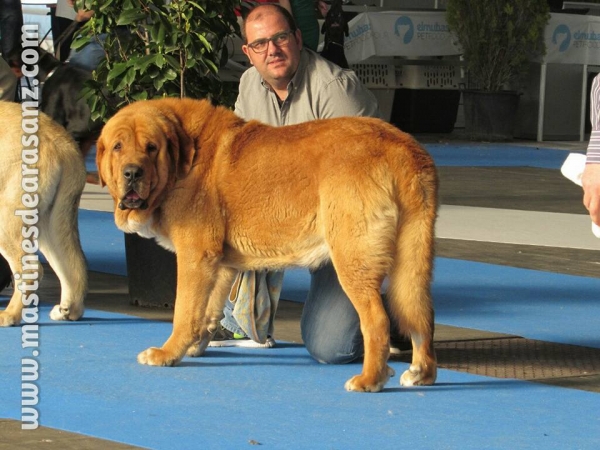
[396,64,462,90]
[351,63,396,89]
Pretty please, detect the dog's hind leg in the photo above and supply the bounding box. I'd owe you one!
[0,232,43,327]
[186,266,237,357]
[42,172,88,322]
[331,256,395,392]
[387,207,437,387]
[324,197,398,392]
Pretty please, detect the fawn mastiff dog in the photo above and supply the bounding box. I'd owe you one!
[0,101,87,326]
[96,98,438,392]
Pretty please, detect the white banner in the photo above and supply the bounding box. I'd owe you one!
[344,11,461,64]
[544,13,600,65]
[344,11,600,66]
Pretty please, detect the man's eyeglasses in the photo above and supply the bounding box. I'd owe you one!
[247,30,295,54]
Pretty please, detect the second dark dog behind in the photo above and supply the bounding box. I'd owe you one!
[37,50,102,161]
[320,0,349,69]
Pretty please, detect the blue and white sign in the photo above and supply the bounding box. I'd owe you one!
[344,11,461,64]
[545,13,600,65]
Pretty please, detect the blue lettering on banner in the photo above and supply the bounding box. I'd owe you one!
[416,21,449,33]
[573,30,600,41]
[551,23,600,52]
[348,23,371,40]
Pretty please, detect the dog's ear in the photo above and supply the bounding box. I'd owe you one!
[95,135,107,187]
[164,117,195,180]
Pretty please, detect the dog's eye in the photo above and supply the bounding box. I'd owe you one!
[113,142,122,152]
[146,142,158,153]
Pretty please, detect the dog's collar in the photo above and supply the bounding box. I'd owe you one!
[44,67,58,81]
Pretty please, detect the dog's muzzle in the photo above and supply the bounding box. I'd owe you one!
[118,191,148,210]
[119,164,149,210]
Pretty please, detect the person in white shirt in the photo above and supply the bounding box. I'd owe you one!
[583,74,600,228]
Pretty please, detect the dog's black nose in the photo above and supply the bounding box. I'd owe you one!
[123,164,143,182]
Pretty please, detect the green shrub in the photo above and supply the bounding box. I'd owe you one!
[446,0,550,91]
[73,0,242,121]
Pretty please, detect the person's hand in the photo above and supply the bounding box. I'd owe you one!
[582,163,600,226]
[75,9,95,22]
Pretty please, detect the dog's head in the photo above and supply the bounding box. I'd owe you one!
[322,0,349,43]
[96,100,195,231]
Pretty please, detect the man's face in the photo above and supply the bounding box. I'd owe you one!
[242,9,302,89]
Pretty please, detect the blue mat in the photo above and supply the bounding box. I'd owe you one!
[0,305,598,450]
[424,143,575,169]
[78,209,127,276]
[433,258,600,349]
[1,142,598,448]
[282,259,600,350]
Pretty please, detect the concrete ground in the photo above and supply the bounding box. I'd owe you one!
[2,135,599,448]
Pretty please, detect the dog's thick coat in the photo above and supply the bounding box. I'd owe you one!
[97,98,438,392]
[0,102,87,326]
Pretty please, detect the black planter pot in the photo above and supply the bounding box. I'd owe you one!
[125,233,177,308]
[0,255,12,290]
[462,90,520,141]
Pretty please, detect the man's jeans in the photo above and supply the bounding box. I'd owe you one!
[222,262,364,364]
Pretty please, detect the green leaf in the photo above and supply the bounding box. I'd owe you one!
[106,62,130,82]
[153,77,165,91]
[116,10,147,26]
[164,54,180,69]
[131,90,149,101]
[135,55,158,72]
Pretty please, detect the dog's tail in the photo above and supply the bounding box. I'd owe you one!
[386,138,438,382]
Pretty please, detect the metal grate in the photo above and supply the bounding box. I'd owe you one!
[396,64,462,89]
[432,338,600,380]
[351,63,396,88]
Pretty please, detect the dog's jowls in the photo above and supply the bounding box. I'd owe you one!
[0,102,88,326]
[96,98,438,392]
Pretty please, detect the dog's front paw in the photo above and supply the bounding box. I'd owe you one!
[400,363,437,387]
[344,366,395,392]
[0,311,19,327]
[137,347,180,366]
[49,304,84,321]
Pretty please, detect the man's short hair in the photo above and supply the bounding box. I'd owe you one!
[242,4,298,43]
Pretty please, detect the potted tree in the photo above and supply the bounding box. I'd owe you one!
[72,0,242,307]
[446,0,550,140]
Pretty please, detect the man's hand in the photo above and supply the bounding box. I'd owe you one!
[582,163,600,226]
[75,10,94,22]
[68,0,94,22]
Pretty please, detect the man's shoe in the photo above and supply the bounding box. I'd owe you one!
[208,326,276,348]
